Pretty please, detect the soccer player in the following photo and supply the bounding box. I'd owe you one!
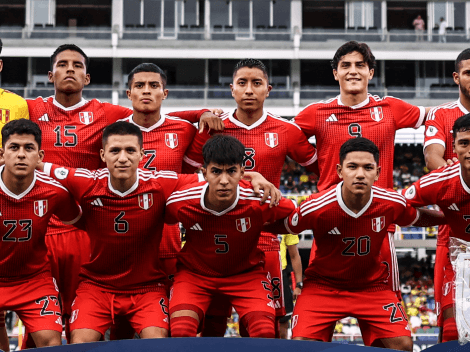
[24,44,223,345]
[183,58,318,336]
[265,137,444,350]
[166,134,295,338]
[405,113,470,343]
[40,122,279,342]
[422,48,470,342]
[293,40,429,299]
[0,119,81,348]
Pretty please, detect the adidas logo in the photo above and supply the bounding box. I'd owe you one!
[38,114,49,122]
[326,114,338,122]
[328,227,341,235]
[90,198,103,206]
[448,203,460,211]
[190,223,202,231]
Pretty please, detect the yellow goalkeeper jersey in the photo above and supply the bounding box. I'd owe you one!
[279,234,299,270]
[0,88,29,144]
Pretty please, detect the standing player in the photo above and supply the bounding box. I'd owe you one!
[41,121,279,342]
[405,113,470,343]
[167,135,295,338]
[266,138,444,350]
[24,44,223,345]
[422,48,470,342]
[293,41,429,300]
[0,119,81,348]
[0,39,30,352]
[183,58,318,336]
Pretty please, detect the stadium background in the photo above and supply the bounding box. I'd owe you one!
[1,0,466,349]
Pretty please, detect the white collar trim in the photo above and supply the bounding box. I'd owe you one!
[127,114,166,132]
[337,94,370,109]
[0,165,37,200]
[200,183,240,216]
[53,96,88,111]
[107,170,139,197]
[227,108,267,130]
[457,99,470,115]
[336,181,373,218]
[460,167,470,195]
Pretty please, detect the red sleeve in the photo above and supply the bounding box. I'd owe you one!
[394,200,419,227]
[403,178,439,208]
[158,172,200,200]
[286,123,318,171]
[45,164,93,202]
[424,107,447,150]
[53,187,82,225]
[26,98,41,121]
[164,200,179,225]
[386,96,425,129]
[293,104,317,138]
[285,197,316,235]
[168,109,210,124]
[263,197,296,224]
[183,129,211,171]
[102,103,133,123]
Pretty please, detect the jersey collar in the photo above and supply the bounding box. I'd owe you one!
[107,170,139,197]
[336,181,373,218]
[457,99,470,115]
[227,108,267,130]
[0,165,37,200]
[53,96,89,111]
[459,166,470,195]
[337,94,371,109]
[127,114,167,132]
[200,182,240,216]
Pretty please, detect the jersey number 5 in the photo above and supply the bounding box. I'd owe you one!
[214,234,229,253]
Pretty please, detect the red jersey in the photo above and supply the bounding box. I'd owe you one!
[404,163,470,242]
[424,100,467,246]
[119,114,197,259]
[285,183,418,291]
[0,168,81,285]
[45,163,199,294]
[295,94,425,191]
[183,108,318,251]
[165,180,295,277]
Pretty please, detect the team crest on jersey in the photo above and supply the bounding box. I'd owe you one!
[34,200,48,217]
[165,133,178,149]
[372,216,385,232]
[0,109,10,124]
[236,217,251,232]
[264,133,278,148]
[138,193,153,210]
[79,112,94,125]
[369,107,383,122]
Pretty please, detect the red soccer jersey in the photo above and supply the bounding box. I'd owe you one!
[183,109,318,252]
[165,180,295,277]
[45,163,199,293]
[294,94,425,191]
[404,163,470,242]
[119,114,197,259]
[285,183,418,291]
[424,100,467,246]
[0,167,81,285]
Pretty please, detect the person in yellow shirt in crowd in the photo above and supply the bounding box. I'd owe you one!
[279,233,303,339]
[0,38,30,352]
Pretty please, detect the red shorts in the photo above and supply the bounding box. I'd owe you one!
[0,277,62,334]
[159,257,177,295]
[46,229,90,317]
[70,285,169,336]
[264,251,285,317]
[292,285,410,346]
[435,227,450,326]
[441,252,455,316]
[170,267,275,321]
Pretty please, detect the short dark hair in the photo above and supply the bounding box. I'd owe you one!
[330,41,376,70]
[50,44,89,71]
[2,118,42,148]
[339,137,379,164]
[0,39,3,55]
[127,63,167,90]
[455,49,470,72]
[453,113,470,140]
[203,134,245,167]
[233,58,269,80]
[102,121,143,148]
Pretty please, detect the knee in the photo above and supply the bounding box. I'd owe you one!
[241,311,275,338]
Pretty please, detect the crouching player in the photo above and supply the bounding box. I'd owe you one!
[166,134,295,338]
[266,138,445,350]
[0,119,81,347]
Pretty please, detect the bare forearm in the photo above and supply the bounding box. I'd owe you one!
[413,208,446,227]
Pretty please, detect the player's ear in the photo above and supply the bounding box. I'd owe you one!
[202,167,207,180]
[84,73,91,86]
[48,71,54,83]
[139,148,144,161]
[368,68,374,80]
[100,149,106,162]
[230,84,235,97]
[162,89,169,100]
[240,166,245,180]
[336,163,343,178]
[453,71,460,86]
[333,69,339,82]
[375,165,381,181]
[266,84,272,97]
[126,89,132,100]
[38,149,45,163]
[0,59,3,73]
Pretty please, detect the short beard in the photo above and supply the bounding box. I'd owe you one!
[460,84,470,101]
